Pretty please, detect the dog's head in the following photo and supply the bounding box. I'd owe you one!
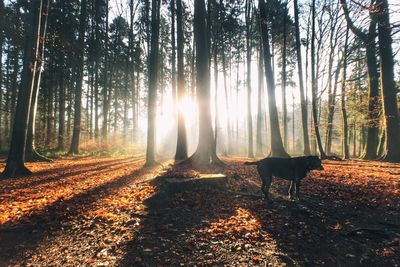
[308,156,324,171]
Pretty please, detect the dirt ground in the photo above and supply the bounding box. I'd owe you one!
[0,156,399,266]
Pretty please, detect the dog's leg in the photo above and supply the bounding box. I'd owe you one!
[294,179,301,200]
[262,175,272,201]
[288,180,295,199]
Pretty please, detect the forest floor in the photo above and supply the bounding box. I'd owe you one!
[0,156,399,266]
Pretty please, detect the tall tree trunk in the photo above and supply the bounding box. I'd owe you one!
[57,64,66,150]
[376,0,400,162]
[174,0,188,160]
[3,0,40,176]
[221,39,231,155]
[212,0,220,156]
[171,0,177,114]
[310,0,326,158]
[94,0,100,140]
[293,0,310,155]
[259,0,289,158]
[325,60,341,156]
[129,0,136,141]
[281,3,288,150]
[341,0,379,160]
[245,0,254,158]
[25,0,51,162]
[256,42,264,156]
[341,27,350,159]
[0,0,5,149]
[186,0,221,166]
[69,0,87,154]
[145,0,161,166]
[102,0,109,140]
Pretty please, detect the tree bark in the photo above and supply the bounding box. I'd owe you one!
[376,0,400,162]
[145,0,161,166]
[69,0,87,154]
[185,0,222,166]
[293,0,311,155]
[259,0,289,158]
[310,0,327,159]
[25,0,51,162]
[102,0,110,140]
[256,42,264,157]
[340,0,379,160]
[171,0,177,114]
[0,0,4,149]
[341,27,350,159]
[281,3,288,150]
[245,0,254,158]
[174,0,188,160]
[3,0,40,176]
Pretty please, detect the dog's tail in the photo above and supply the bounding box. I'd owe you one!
[244,161,259,166]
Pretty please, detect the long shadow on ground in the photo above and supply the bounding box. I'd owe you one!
[0,158,148,266]
[119,160,400,266]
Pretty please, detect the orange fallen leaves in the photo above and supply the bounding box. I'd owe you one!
[201,208,262,239]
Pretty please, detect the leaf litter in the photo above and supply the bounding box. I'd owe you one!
[0,157,399,266]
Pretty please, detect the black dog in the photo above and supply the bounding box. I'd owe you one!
[244,156,324,200]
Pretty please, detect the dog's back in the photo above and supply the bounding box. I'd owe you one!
[245,156,323,200]
[246,156,323,181]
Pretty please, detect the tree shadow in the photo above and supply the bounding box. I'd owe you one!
[118,160,400,266]
[0,158,135,191]
[0,162,151,265]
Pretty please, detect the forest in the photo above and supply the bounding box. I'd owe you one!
[0,0,399,266]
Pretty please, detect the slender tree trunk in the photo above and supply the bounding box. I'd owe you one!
[212,0,220,156]
[281,3,288,150]
[376,0,400,162]
[341,27,350,159]
[171,0,177,114]
[256,43,264,156]
[245,0,254,158]
[57,64,66,150]
[129,0,136,141]
[311,0,326,158]
[102,0,109,140]
[221,39,231,155]
[293,0,310,155]
[0,0,4,148]
[259,0,289,158]
[26,0,50,162]
[325,60,341,156]
[94,0,100,140]
[174,0,188,160]
[145,0,161,166]
[69,0,87,154]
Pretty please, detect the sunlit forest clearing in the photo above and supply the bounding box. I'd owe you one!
[0,0,399,266]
